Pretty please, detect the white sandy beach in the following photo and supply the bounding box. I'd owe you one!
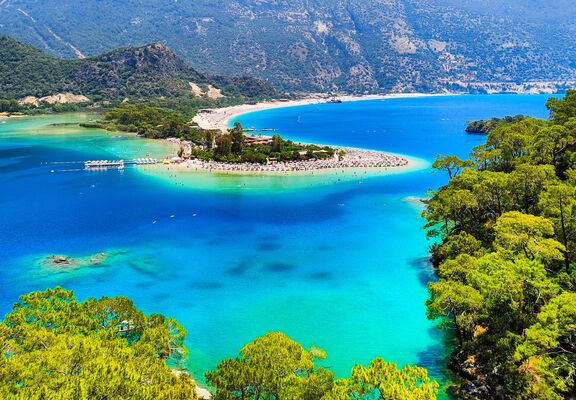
[165,93,443,177]
[192,93,445,131]
[139,152,429,194]
[161,146,411,174]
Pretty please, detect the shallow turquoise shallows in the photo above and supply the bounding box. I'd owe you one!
[0,95,555,394]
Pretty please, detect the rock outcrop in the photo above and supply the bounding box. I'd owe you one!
[40,251,114,271]
[19,93,90,107]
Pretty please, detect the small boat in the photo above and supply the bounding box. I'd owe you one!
[327,98,342,104]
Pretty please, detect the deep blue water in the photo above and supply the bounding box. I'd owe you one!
[0,95,555,393]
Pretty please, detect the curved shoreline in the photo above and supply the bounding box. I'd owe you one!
[192,93,451,131]
[179,93,446,179]
[159,145,416,175]
[139,153,429,194]
[5,111,424,181]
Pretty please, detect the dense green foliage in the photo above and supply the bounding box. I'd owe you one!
[96,105,336,164]
[90,104,200,140]
[206,332,333,400]
[1,289,437,399]
[0,288,197,399]
[0,36,79,98]
[206,332,438,400]
[197,125,336,164]
[0,100,24,113]
[0,36,276,102]
[205,125,335,164]
[424,90,576,398]
[0,99,88,115]
[465,115,526,134]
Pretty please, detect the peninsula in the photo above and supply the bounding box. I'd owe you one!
[0,35,418,177]
[83,102,413,175]
[164,141,410,174]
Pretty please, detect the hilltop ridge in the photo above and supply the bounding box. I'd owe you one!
[0,36,277,101]
[1,0,575,93]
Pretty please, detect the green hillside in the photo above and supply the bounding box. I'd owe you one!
[0,36,277,101]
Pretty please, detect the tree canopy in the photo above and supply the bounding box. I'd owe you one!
[323,358,438,400]
[0,36,277,102]
[0,288,197,400]
[424,90,576,398]
[206,332,438,400]
[1,289,438,400]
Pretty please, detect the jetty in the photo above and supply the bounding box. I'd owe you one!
[83,158,160,170]
[46,158,161,172]
[84,158,160,170]
[84,160,125,169]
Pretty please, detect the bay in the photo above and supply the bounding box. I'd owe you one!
[0,94,554,392]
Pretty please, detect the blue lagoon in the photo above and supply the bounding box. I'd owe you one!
[0,95,554,391]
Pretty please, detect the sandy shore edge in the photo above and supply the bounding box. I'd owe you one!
[0,113,24,121]
[171,93,443,177]
[151,143,428,178]
[192,93,449,131]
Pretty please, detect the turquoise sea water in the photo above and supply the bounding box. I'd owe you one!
[0,95,555,392]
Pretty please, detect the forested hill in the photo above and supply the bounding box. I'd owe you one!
[425,90,576,398]
[1,0,575,93]
[0,36,277,101]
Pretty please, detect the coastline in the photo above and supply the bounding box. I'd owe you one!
[138,153,429,193]
[4,112,425,182]
[192,93,449,131]
[0,112,24,121]
[158,144,415,175]
[176,93,440,181]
